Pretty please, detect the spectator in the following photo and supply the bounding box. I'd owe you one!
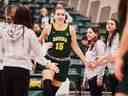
[40,7,50,29]
[33,23,41,37]
[93,18,120,95]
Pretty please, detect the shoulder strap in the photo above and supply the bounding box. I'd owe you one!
[47,23,54,36]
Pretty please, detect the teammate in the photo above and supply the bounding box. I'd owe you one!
[2,5,57,96]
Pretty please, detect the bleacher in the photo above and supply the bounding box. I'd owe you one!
[6,0,110,96]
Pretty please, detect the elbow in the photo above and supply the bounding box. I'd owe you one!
[71,42,78,50]
[71,44,76,51]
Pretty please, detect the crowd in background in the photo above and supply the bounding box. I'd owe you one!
[0,0,128,96]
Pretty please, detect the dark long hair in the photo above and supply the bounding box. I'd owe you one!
[91,26,100,40]
[87,26,100,50]
[13,5,33,29]
[105,18,119,47]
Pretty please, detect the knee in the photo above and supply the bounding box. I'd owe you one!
[42,69,55,81]
[52,79,62,87]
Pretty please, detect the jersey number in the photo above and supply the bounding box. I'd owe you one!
[55,43,64,51]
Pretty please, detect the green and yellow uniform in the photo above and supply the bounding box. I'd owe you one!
[46,23,71,81]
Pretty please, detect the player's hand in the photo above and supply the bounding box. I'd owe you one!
[43,42,53,49]
[46,63,59,73]
[87,61,97,69]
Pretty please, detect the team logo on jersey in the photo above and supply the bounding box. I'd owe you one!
[53,36,67,42]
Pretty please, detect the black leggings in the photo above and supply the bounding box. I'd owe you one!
[88,76,103,96]
[43,79,59,96]
[3,67,30,96]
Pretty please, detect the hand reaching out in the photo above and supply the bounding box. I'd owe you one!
[46,62,59,73]
[87,61,97,69]
[43,42,53,49]
[84,59,97,69]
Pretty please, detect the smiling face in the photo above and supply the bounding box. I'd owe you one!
[106,19,117,33]
[54,8,66,23]
[86,28,97,41]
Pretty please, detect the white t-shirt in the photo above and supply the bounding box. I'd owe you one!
[85,40,105,79]
[106,33,120,74]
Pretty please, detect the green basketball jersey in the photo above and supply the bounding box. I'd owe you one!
[46,24,71,58]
